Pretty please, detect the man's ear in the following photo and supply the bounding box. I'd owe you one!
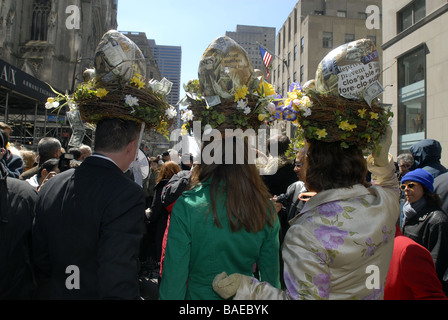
[126,139,138,155]
[40,169,48,179]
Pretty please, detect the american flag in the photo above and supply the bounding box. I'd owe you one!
[259,46,273,79]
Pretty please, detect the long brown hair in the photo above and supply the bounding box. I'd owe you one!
[305,140,369,193]
[191,136,276,233]
[156,161,181,184]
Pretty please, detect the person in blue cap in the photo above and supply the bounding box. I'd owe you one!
[401,168,448,295]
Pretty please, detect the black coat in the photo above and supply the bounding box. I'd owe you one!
[33,156,146,300]
[149,179,170,263]
[262,162,297,197]
[0,178,37,300]
[401,205,448,294]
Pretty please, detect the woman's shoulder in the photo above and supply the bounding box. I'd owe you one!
[427,208,448,224]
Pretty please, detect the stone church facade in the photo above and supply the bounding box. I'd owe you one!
[0,0,118,147]
[0,0,118,92]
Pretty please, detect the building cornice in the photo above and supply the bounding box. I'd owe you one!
[382,3,448,50]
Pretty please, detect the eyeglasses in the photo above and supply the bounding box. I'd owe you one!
[400,183,418,191]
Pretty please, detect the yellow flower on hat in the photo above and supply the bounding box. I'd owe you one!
[258,81,275,97]
[358,108,367,119]
[234,86,249,102]
[370,112,379,120]
[339,120,357,132]
[316,128,328,139]
[96,88,109,99]
[130,73,146,89]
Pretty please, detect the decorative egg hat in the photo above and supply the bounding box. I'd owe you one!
[179,36,280,134]
[45,30,175,138]
[270,38,393,152]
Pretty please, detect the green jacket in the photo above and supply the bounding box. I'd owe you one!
[159,181,280,300]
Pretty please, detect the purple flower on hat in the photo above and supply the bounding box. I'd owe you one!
[289,82,302,93]
[283,109,298,122]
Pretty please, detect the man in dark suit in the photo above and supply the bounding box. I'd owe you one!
[32,118,146,300]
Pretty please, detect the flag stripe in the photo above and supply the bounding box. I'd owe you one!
[259,46,273,79]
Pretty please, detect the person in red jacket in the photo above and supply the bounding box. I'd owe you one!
[385,227,447,300]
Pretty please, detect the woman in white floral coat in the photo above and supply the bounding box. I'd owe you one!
[214,127,401,300]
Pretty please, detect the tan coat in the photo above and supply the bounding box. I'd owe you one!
[234,156,400,300]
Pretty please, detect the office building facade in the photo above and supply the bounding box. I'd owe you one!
[226,25,276,82]
[148,40,182,107]
[382,0,448,165]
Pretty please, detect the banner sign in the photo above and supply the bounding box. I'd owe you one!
[0,59,53,103]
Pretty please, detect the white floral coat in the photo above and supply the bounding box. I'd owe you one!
[234,156,400,300]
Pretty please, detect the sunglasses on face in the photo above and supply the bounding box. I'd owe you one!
[400,183,418,191]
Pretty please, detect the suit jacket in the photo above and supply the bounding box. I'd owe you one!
[385,233,447,300]
[0,178,37,300]
[33,155,146,300]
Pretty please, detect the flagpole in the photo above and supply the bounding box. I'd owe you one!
[257,42,292,82]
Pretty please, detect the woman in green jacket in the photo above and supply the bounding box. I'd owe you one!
[159,136,280,300]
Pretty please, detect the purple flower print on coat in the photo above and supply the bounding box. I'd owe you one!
[283,271,301,300]
[318,201,344,218]
[313,273,331,299]
[362,287,384,300]
[365,238,376,256]
[314,226,349,250]
[382,225,390,243]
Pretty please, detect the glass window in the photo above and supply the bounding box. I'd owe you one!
[31,0,51,41]
[300,65,304,83]
[358,12,367,20]
[337,11,347,18]
[323,32,333,48]
[345,34,355,43]
[397,46,426,152]
[294,45,297,61]
[301,37,305,54]
[398,0,426,33]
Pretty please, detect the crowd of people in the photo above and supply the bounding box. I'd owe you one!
[1,118,448,300]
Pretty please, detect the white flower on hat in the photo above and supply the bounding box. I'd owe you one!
[45,98,59,110]
[125,95,139,107]
[236,99,248,110]
[181,109,194,122]
[165,106,178,119]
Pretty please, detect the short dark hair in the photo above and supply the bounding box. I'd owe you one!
[68,147,82,160]
[306,140,369,193]
[0,129,8,148]
[37,138,61,164]
[94,118,141,153]
[37,158,59,179]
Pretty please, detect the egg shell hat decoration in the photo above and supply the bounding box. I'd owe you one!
[180,36,280,133]
[278,38,393,152]
[46,30,174,135]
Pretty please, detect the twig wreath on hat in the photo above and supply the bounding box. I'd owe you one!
[178,36,281,134]
[271,39,394,153]
[45,30,175,137]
